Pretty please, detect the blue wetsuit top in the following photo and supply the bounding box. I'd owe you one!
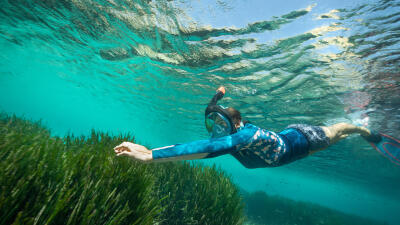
[152,123,310,168]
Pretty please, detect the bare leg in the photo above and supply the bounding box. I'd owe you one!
[310,123,372,154]
[321,122,371,144]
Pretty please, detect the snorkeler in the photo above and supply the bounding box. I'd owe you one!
[114,87,399,168]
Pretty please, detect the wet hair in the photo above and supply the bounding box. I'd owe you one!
[226,107,241,125]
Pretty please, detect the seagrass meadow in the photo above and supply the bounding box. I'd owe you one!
[0,115,387,225]
[0,115,244,225]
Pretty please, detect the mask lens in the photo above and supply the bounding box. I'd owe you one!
[205,117,214,132]
[205,112,231,138]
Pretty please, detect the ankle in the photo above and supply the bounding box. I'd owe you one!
[362,130,382,143]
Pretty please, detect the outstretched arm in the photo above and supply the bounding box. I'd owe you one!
[114,137,237,163]
[114,127,255,163]
[113,142,216,163]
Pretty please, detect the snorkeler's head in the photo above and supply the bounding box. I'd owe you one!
[205,87,244,138]
[226,107,241,128]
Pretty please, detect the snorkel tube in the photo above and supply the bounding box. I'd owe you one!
[205,86,237,135]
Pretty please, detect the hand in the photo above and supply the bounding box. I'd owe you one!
[114,142,153,162]
[217,86,226,95]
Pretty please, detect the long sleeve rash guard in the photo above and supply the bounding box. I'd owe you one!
[151,123,310,168]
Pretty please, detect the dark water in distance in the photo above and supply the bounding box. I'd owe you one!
[0,0,399,224]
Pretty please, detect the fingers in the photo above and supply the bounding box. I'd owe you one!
[114,142,150,162]
[114,142,133,153]
[114,146,127,153]
[116,152,129,157]
[114,141,137,158]
[114,142,130,149]
[116,151,140,161]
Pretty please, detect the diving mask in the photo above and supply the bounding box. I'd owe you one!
[205,87,237,138]
[205,111,232,138]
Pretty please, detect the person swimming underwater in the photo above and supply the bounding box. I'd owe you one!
[114,87,387,168]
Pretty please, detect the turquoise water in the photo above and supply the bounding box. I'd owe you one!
[0,0,399,224]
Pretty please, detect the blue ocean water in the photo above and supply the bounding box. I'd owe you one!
[0,0,399,224]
